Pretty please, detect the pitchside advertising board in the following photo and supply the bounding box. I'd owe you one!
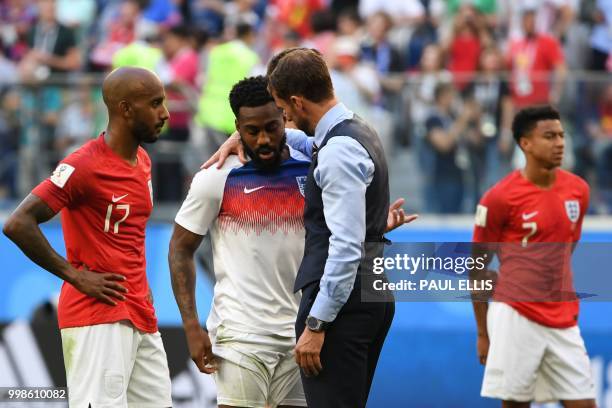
[1,221,612,407]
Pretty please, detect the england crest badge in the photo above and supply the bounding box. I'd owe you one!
[565,200,580,223]
[296,176,307,197]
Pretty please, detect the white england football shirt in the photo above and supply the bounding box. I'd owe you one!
[175,148,310,338]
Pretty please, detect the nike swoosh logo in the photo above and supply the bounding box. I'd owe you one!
[112,194,128,203]
[244,186,265,194]
[522,211,538,220]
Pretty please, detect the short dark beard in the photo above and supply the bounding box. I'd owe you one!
[133,120,157,144]
[243,133,287,170]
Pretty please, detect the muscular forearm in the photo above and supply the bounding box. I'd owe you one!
[169,247,199,325]
[3,217,78,283]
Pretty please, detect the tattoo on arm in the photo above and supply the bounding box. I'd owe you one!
[169,224,204,324]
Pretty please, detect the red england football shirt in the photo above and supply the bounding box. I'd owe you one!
[32,134,157,332]
[473,169,590,328]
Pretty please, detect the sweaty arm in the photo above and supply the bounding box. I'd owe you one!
[308,137,374,323]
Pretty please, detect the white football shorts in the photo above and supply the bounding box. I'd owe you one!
[60,320,172,408]
[210,325,306,408]
[482,302,595,403]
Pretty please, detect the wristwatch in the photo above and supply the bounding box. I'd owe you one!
[305,315,330,332]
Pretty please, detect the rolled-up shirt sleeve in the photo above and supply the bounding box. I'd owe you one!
[308,136,374,322]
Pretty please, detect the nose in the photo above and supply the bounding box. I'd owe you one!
[256,131,271,146]
[555,135,565,149]
[160,104,170,121]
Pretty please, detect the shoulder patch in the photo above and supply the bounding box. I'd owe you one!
[475,204,488,227]
[50,163,75,188]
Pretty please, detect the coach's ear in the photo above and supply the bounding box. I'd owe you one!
[289,95,304,112]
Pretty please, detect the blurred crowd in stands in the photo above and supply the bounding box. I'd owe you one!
[0,0,611,214]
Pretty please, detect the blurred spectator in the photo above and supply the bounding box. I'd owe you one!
[443,4,493,90]
[0,90,20,201]
[330,36,393,153]
[56,0,96,66]
[507,7,567,109]
[272,0,325,38]
[141,0,182,26]
[336,7,364,41]
[271,29,301,56]
[190,0,226,38]
[53,85,97,157]
[425,83,475,213]
[18,0,81,80]
[586,84,612,211]
[224,0,259,36]
[360,0,426,65]
[361,12,405,93]
[408,44,452,131]
[155,24,199,202]
[361,10,405,143]
[90,0,142,68]
[0,39,18,87]
[0,0,37,61]
[306,9,336,56]
[501,0,578,41]
[111,25,163,70]
[196,22,261,156]
[404,2,439,71]
[589,0,612,71]
[463,47,513,190]
[17,0,80,186]
[331,36,381,112]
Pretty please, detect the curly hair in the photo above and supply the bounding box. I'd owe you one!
[229,76,275,117]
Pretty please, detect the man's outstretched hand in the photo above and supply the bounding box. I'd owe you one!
[386,198,418,232]
[201,132,247,169]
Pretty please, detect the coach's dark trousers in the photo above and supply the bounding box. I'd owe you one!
[295,280,395,408]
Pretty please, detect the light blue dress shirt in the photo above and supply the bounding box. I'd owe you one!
[286,103,375,322]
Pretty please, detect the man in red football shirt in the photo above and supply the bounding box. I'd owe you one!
[471,105,595,407]
[3,67,172,407]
